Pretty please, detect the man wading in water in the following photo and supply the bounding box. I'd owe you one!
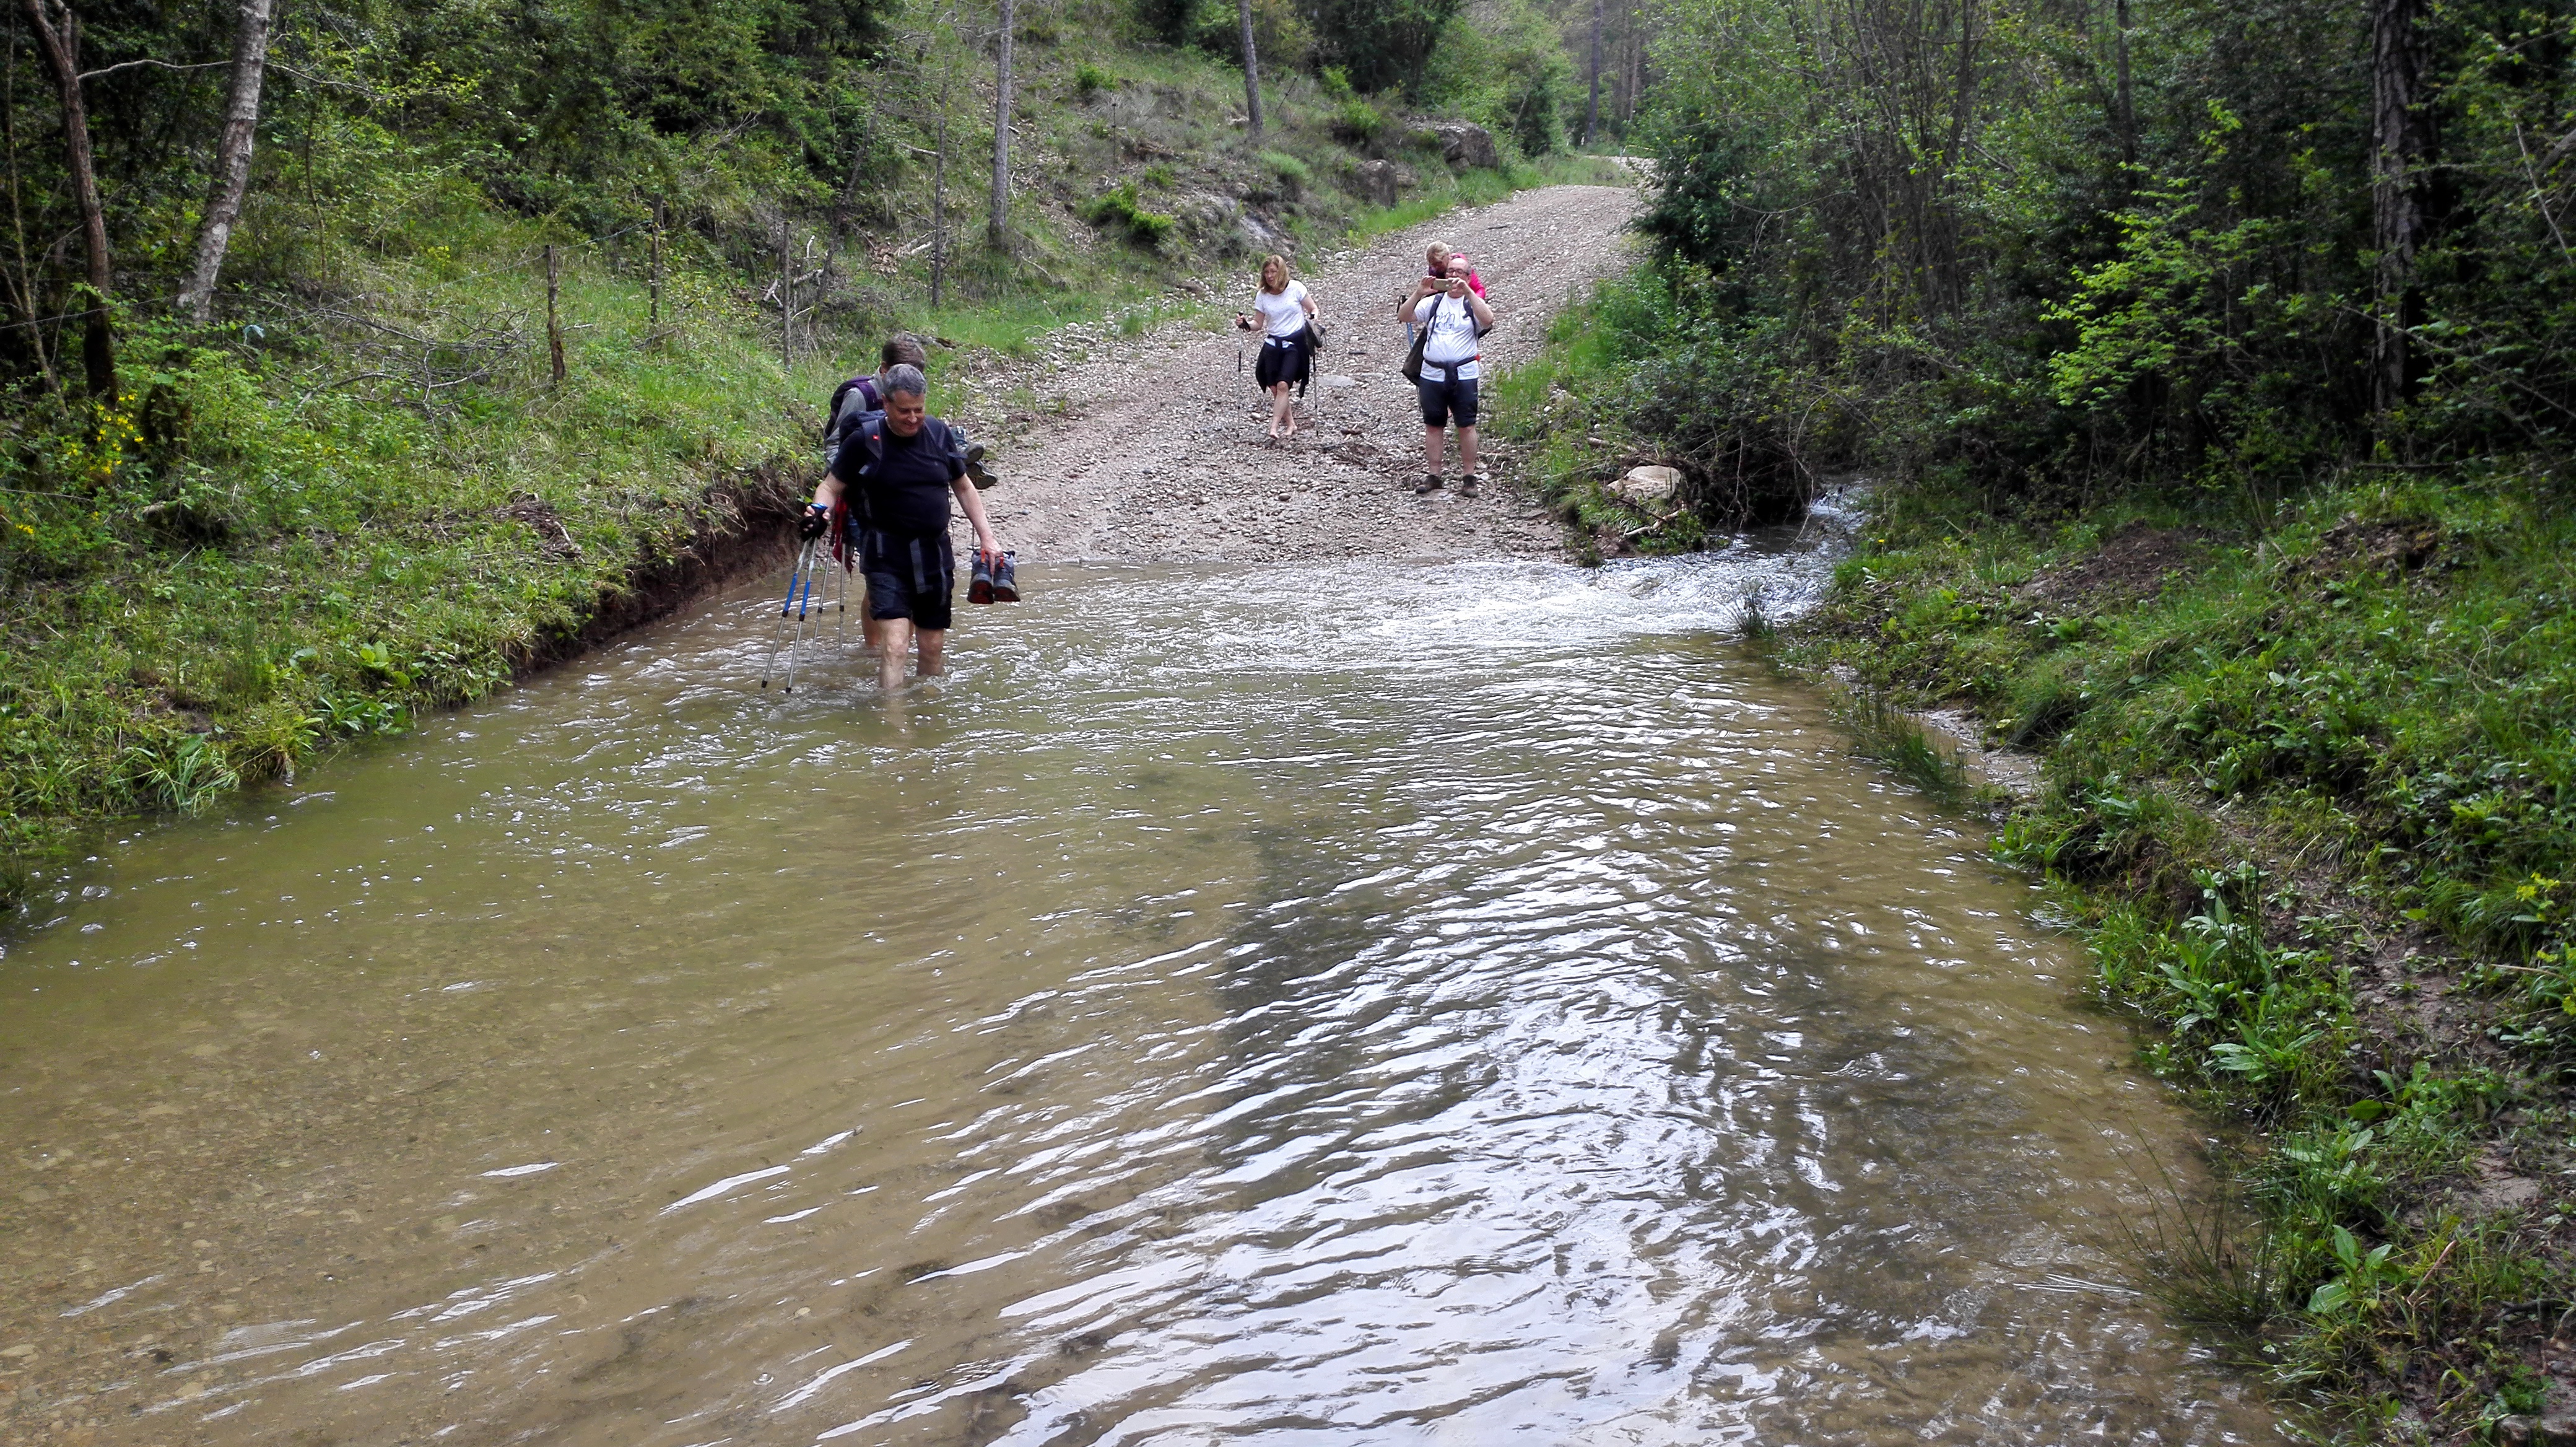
[1402,257,1496,495]
[800,364,1003,691]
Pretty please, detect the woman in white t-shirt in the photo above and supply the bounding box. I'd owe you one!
[1235,253,1319,442]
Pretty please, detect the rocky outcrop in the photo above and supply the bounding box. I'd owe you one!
[1427,121,1498,170]
[1236,209,1292,258]
[1352,159,1413,207]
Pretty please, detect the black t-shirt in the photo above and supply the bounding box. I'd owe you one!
[832,417,964,537]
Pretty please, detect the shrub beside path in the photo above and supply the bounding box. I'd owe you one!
[959,183,1644,562]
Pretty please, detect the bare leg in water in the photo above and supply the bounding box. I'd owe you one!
[876,618,947,693]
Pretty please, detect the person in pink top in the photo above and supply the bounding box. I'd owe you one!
[1422,242,1484,298]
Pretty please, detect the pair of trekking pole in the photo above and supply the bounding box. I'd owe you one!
[757,534,848,693]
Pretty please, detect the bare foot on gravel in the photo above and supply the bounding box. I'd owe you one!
[946,183,1642,564]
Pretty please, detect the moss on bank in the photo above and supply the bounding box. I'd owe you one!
[1782,468,2576,1443]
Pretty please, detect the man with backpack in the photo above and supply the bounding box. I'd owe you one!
[799,364,1004,692]
[1401,256,1496,496]
[827,335,996,489]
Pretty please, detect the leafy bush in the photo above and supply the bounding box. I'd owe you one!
[1257,150,1312,198]
[1081,184,1178,250]
[1328,98,1385,144]
[1073,63,1115,97]
[1185,0,1313,72]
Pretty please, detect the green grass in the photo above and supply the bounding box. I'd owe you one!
[1829,688,1972,807]
[0,249,816,902]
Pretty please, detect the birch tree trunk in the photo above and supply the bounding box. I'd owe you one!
[175,0,273,322]
[988,0,1014,249]
[1236,0,1263,138]
[20,0,111,396]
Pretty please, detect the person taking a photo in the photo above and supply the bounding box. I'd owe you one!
[1401,257,1495,496]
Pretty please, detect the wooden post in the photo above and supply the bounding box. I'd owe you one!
[777,216,792,366]
[648,198,663,336]
[544,243,565,384]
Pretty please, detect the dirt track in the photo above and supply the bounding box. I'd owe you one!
[949,182,1643,562]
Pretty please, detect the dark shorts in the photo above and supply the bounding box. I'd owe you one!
[1255,334,1305,390]
[1418,371,1479,427]
[859,528,954,632]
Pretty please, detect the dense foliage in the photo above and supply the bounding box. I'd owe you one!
[1605,0,2576,518]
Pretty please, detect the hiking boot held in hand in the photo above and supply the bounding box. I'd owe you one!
[964,444,998,491]
[968,549,996,605]
[990,550,1019,603]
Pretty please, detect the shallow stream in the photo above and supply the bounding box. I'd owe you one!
[0,541,2280,1444]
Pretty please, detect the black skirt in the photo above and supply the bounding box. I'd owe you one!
[1255,333,1308,391]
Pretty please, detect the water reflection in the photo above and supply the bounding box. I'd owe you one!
[0,544,2274,1445]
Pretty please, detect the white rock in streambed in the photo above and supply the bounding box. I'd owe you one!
[1610,465,1682,505]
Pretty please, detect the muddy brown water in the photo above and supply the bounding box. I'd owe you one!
[0,544,2282,1445]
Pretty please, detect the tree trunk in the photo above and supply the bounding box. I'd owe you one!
[2112,0,2134,167]
[1236,0,1263,139]
[2371,0,2434,417]
[1621,15,1640,130]
[1583,0,1603,147]
[175,0,273,323]
[21,0,110,397]
[988,0,1014,250]
[932,94,950,307]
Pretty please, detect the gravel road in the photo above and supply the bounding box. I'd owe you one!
[946,182,1643,563]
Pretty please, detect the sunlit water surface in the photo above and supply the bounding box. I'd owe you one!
[0,543,2279,1445]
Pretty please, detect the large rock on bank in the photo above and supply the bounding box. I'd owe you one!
[1428,121,1498,170]
[1352,159,1414,208]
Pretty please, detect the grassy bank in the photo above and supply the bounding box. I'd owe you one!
[1782,468,2576,1442]
[0,38,1606,920]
